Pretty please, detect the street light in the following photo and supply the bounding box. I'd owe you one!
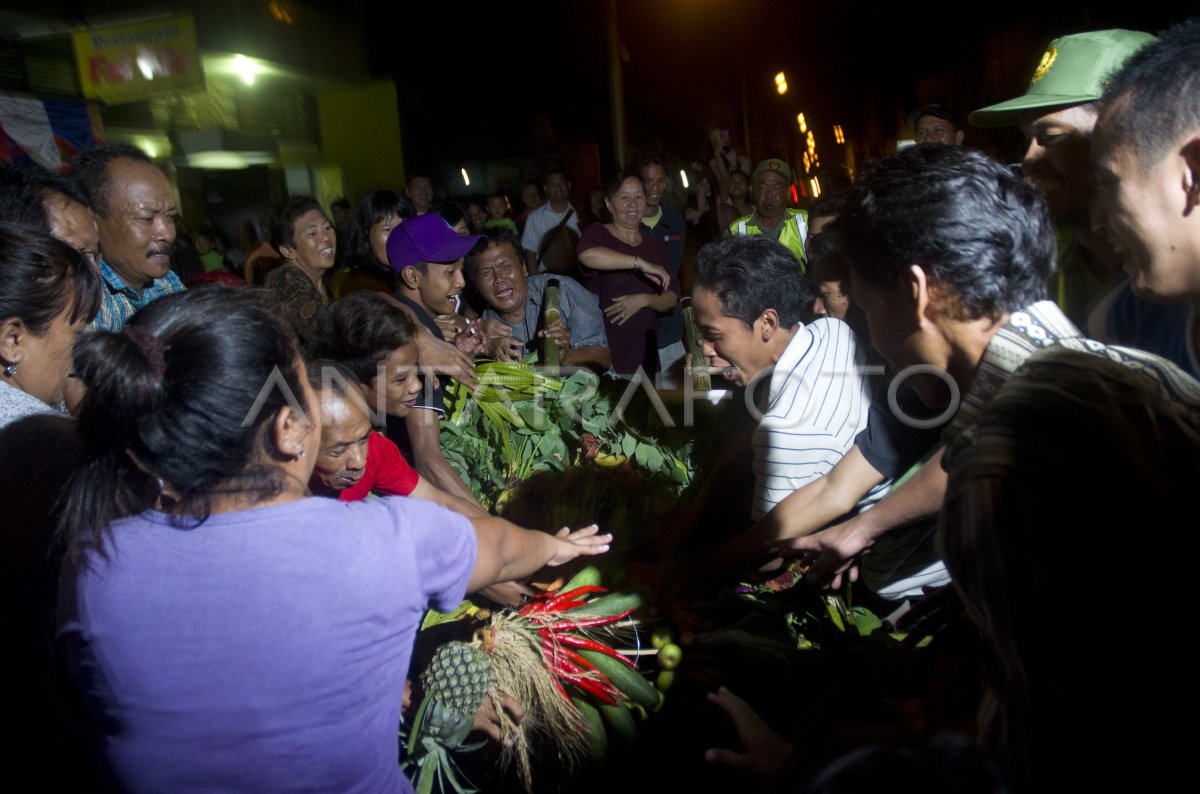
[233,54,259,86]
[797,113,807,133]
[774,71,788,95]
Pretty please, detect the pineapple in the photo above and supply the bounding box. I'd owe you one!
[403,641,494,794]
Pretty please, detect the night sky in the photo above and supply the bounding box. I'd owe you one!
[369,1,1194,179]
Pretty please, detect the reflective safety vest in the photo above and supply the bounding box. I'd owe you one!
[729,209,809,270]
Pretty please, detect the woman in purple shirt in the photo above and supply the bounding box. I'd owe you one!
[56,286,608,793]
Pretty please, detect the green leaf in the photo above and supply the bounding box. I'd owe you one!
[634,442,656,466]
[621,434,638,458]
[849,606,883,637]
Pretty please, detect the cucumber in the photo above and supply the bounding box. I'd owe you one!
[599,701,636,741]
[568,592,642,619]
[572,697,607,763]
[562,565,602,592]
[578,649,662,710]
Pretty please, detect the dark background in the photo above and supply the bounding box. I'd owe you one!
[369,0,1194,175]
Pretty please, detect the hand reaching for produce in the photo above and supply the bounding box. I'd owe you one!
[489,334,524,362]
[471,692,525,747]
[415,328,479,390]
[705,687,795,778]
[548,524,611,566]
[479,318,513,342]
[434,312,468,343]
[768,516,871,590]
[452,321,487,357]
[479,580,537,607]
[605,293,653,326]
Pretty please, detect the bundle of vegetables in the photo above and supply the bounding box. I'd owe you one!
[406,567,662,794]
[440,359,693,509]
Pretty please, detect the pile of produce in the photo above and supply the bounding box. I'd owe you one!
[439,360,695,511]
[404,567,666,793]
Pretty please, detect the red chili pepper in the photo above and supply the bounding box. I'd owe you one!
[560,664,619,705]
[541,635,570,673]
[560,652,625,702]
[542,585,607,613]
[551,633,638,669]
[545,608,635,632]
[549,672,571,703]
[563,647,595,671]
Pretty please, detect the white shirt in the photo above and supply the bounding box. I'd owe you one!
[751,318,871,520]
[520,202,581,255]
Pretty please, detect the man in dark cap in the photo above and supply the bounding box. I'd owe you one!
[908,102,964,145]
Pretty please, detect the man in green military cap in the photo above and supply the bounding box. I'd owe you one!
[727,158,809,269]
[970,29,1157,327]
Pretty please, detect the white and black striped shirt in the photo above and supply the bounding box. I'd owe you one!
[751,318,872,520]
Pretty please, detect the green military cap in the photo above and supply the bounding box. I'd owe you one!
[752,157,792,182]
[969,29,1157,127]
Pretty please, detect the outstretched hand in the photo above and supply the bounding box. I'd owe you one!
[454,328,487,356]
[768,517,872,590]
[705,687,794,778]
[415,330,479,390]
[548,524,611,566]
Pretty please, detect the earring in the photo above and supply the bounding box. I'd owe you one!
[2,362,15,377]
[297,449,306,458]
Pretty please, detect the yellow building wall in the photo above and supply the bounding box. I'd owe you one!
[317,79,404,204]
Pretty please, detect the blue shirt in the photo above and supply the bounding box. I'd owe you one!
[481,273,608,352]
[1105,281,1198,379]
[90,260,186,332]
[641,205,686,348]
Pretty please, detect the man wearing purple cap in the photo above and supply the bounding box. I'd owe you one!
[384,214,487,506]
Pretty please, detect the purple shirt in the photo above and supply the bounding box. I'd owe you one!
[58,496,476,793]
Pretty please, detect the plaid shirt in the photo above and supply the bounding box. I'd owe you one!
[89,260,186,332]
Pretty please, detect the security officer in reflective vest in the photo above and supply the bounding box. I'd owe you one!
[727,158,808,270]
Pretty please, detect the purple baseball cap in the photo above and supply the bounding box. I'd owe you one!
[385,214,484,271]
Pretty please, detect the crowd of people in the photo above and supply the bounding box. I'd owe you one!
[0,16,1197,793]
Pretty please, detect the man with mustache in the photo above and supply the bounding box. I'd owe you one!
[70,144,183,332]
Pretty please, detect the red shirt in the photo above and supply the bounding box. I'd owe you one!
[337,431,419,502]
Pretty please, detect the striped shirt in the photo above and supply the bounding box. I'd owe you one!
[751,318,871,520]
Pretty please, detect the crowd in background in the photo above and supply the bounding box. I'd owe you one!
[0,16,1198,793]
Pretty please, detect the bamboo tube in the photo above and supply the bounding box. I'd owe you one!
[543,278,561,374]
[681,298,711,391]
